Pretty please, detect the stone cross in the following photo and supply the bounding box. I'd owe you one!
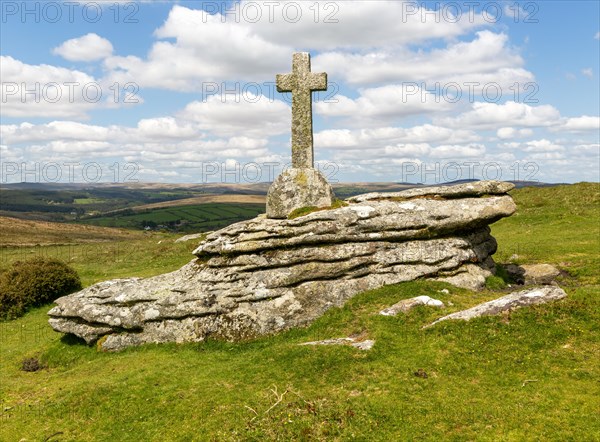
[276,52,327,169]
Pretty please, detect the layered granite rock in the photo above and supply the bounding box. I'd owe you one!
[48,180,516,351]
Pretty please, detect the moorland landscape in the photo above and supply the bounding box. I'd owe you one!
[0,182,598,440]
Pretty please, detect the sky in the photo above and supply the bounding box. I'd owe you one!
[1,0,599,185]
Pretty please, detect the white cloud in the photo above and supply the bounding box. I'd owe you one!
[582,68,593,78]
[558,116,600,132]
[104,5,291,89]
[103,2,488,91]
[429,143,486,158]
[0,56,105,119]
[496,127,533,139]
[178,94,289,138]
[53,33,114,62]
[135,117,198,140]
[595,31,600,40]
[316,84,451,124]
[522,139,564,152]
[241,0,485,49]
[315,124,479,150]
[437,101,561,130]
[314,31,533,88]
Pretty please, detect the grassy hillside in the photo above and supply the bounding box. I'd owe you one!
[0,217,197,287]
[0,216,144,247]
[0,183,598,441]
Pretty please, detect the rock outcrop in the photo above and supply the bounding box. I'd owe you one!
[48,181,516,351]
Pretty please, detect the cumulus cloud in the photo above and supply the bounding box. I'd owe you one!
[102,2,488,90]
[104,5,291,89]
[582,68,593,78]
[314,31,534,88]
[436,101,561,129]
[521,139,564,152]
[557,115,600,132]
[316,84,451,124]
[53,33,114,62]
[429,143,486,158]
[178,94,289,137]
[0,56,105,118]
[496,127,533,139]
[0,117,273,182]
[315,124,479,150]
[241,0,485,49]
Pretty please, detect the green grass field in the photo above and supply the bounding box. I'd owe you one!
[79,203,265,233]
[0,183,598,441]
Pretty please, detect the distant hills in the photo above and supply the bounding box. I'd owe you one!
[0,180,571,231]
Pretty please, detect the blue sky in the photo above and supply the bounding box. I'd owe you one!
[1,0,599,184]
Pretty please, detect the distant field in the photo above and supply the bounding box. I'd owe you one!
[79,203,265,232]
[131,194,265,210]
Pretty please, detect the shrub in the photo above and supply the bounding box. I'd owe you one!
[21,357,45,372]
[0,258,82,319]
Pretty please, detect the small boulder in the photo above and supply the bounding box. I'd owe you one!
[174,233,205,243]
[425,286,567,327]
[379,296,444,316]
[299,337,374,351]
[521,264,560,285]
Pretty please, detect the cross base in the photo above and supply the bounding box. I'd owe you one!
[266,168,336,219]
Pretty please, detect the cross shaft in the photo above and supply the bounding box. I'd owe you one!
[276,52,327,169]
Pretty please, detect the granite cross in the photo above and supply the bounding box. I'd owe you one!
[276,52,327,169]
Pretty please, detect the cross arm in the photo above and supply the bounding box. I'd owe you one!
[308,72,327,92]
[276,73,294,92]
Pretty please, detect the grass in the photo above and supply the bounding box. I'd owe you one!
[0,216,143,247]
[0,183,598,441]
[0,234,197,287]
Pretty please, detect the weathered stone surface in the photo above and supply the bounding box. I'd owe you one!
[425,286,567,327]
[266,168,335,219]
[521,264,561,285]
[48,181,516,351]
[174,233,205,243]
[504,263,560,285]
[348,180,514,203]
[299,337,375,351]
[267,52,330,218]
[379,296,444,316]
[276,52,327,169]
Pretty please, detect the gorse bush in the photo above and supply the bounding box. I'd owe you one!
[0,258,82,319]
